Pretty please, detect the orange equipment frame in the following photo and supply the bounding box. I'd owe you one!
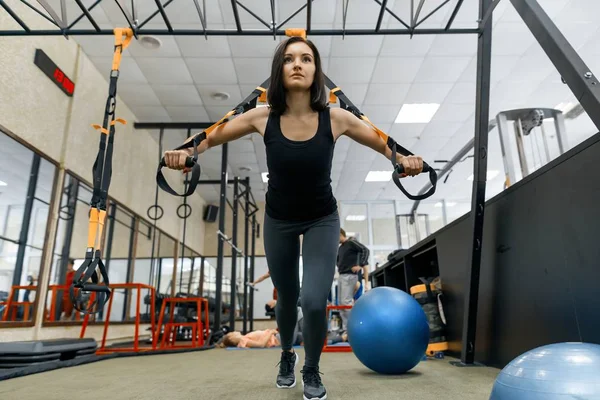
[322,305,353,353]
[46,284,93,322]
[154,297,209,350]
[80,283,156,354]
[1,285,36,321]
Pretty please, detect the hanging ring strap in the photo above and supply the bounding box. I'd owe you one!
[70,28,133,315]
[324,75,437,201]
[156,78,270,197]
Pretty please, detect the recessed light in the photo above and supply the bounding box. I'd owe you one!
[261,172,269,183]
[139,35,162,50]
[0,180,6,186]
[346,215,366,221]
[365,171,392,182]
[395,103,440,123]
[211,92,230,101]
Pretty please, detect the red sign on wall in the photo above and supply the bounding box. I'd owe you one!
[34,49,75,97]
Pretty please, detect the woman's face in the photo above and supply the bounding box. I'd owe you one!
[282,41,315,91]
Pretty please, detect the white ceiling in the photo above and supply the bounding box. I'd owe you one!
[7,0,600,214]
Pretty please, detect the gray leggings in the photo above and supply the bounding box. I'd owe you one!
[264,210,340,368]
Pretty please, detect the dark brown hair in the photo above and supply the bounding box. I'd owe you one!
[267,36,327,115]
[340,228,346,237]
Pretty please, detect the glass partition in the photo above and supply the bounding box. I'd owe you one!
[1,130,57,325]
[130,219,155,320]
[156,233,176,296]
[101,204,135,322]
[44,173,95,323]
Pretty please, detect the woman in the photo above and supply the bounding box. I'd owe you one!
[163,35,423,400]
[220,307,304,349]
[218,329,281,348]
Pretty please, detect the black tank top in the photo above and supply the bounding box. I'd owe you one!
[264,107,338,221]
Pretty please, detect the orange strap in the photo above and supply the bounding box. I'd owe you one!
[360,114,389,143]
[86,209,107,248]
[329,88,389,143]
[201,85,268,136]
[258,89,267,103]
[285,28,307,38]
[91,118,126,135]
[112,28,134,71]
[204,110,236,135]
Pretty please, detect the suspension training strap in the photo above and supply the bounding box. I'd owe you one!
[324,75,438,201]
[156,78,271,197]
[70,28,133,314]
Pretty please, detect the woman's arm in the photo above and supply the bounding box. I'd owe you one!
[362,265,370,290]
[250,271,271,286]
[163,107,269,170]
[331,108,423,176]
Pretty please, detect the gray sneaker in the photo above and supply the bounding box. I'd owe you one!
[301,366,327,400]
[276,351,299,388]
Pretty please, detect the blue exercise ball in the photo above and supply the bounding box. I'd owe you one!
[347,286,429,374]
[490,342,600,399]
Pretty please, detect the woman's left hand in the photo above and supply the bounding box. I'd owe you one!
[398,155,424,177]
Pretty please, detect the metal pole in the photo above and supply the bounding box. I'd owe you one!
[515,119,530,178]
[213,143,228,333]
[229,177,239,330]
[122,214,136,320]
[199,256,205,296]
[242,178,250,334]
[458,0,493,366]
[11,154,40,305]
[187,256,195,294]
[99,202,116,321]
[441,199,448,226]
[249,214,256,332]
[496,112,517,186]
[55,176,79,321]
[553,112,568,153]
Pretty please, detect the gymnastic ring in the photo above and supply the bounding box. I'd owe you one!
[147,204,164,221]
[59,205,74,221]
[177,203,192,219]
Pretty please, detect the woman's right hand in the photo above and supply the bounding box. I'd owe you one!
[163,149,192,170]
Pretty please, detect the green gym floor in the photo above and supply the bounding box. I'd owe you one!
[0,347,500,399]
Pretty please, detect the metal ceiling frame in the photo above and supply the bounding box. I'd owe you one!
[0,0,477,36]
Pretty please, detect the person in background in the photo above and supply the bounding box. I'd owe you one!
[219,303,304,349]
[337,228,369,333]
[248,270,272,288]
[247,270,278,317]
[353,263,370,301]
[61,259,76,320]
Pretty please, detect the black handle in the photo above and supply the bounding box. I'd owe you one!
[392,161,438,201]
[159,156,195,168]
[156,132,206,198]
[76,283,111,293]
[395,161,432,175]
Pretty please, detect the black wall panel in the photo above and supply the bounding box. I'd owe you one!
[375,132,600,369]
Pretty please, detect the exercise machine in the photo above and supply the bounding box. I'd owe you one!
[496,108,569,188]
